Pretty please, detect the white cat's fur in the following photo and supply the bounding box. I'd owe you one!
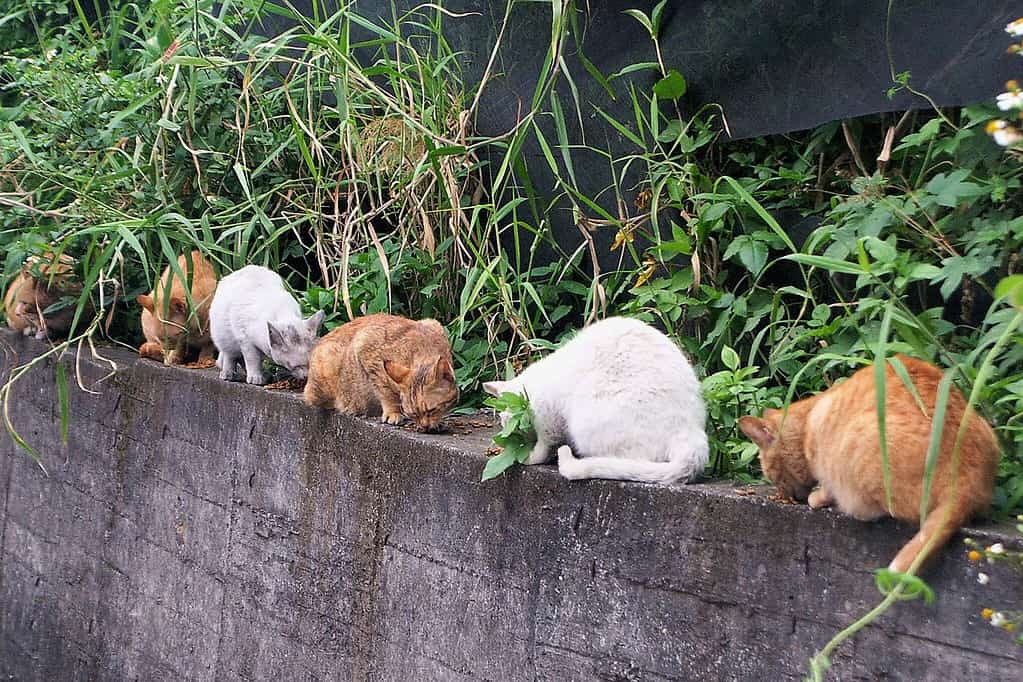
[483,317,708,484]
[210,265,323,385]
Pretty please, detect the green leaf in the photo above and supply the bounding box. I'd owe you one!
[622,9,654,37]
[656,120,682,143]
[609,61,661,80]
[481,450,519,481]
[925,170,985,208]
[874,304,894,513]
[56,363,69,444]
[864,236,897,264]
[783,254,865,275]
[652,233,692,257]
[156,117,181,132]
[919,369,954,520]
[482,391,537,481]
[653,69,687,100]
[701,202,731,223]
[723,235,768,275]
[721,346,740,371]
[995,275,1023,308]
[905,263,942,282]
[650,0,668,35]
[719,177,797,252]
[888,356,929,417]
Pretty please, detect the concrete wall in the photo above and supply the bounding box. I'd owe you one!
[1,330,1020,681]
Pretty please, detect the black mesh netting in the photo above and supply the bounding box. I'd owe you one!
[260,1,1023,252]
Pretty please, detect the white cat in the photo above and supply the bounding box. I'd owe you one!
[209,265,324,385]
[483,317,708,484]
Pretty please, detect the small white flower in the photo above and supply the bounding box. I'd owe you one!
[997,91,1023,110]
[978,572,990,585]
[990,543,1005,555]
[991,611,1007,627]
[45,49,57,62]
[988,121,1023,147]
[995,129,1020,146]
[1008,18,1023,37]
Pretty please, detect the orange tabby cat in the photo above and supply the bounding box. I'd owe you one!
[3,253,85,340]
[304,313,458,432]
[739,355,999,573]
[137,251,218,365]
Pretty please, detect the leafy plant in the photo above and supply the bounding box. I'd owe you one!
[480,391,536,481]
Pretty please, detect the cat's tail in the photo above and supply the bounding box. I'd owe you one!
[888,503,967,574]
[556,431,708,485]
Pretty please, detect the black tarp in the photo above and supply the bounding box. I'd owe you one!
[266,1,1023,137]
[256,1,1023,251]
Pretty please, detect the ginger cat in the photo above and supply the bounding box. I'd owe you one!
[739,355,1000,573]
[304,313,458,432]
[137,251,218,365]
[3,253,86,340]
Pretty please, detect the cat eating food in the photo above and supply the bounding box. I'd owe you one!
[739,355,1000,573]
[4,252,86,340]
[482,316,708,485]
[137,250,218,365]
[210,264,323,384]
[303,313,458,432]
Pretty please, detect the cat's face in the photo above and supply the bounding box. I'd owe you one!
[137,294,189,347]
[385,356,459,432]
[738,409,815,502]
[267,311,324,380]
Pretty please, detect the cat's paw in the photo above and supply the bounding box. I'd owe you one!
[138,342,164,361]
[526,441,552,465]
[808,488,834,509]
[556,446,583,479]
[246,372,266,385]
[381,411,403,425]
[219,368,235,381]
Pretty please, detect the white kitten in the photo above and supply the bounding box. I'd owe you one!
[483,317,708,484]
[209,265,324,385]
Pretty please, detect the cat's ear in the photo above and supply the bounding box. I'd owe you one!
[267,321,286,348]
[482,380,508,397]
[738,416,775,449]
[136,294,154,312]
[433,356,455,383]
[306,310,325,332]
[384,360,411,385]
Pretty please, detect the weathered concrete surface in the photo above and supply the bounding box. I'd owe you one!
[0,330,1021,681]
